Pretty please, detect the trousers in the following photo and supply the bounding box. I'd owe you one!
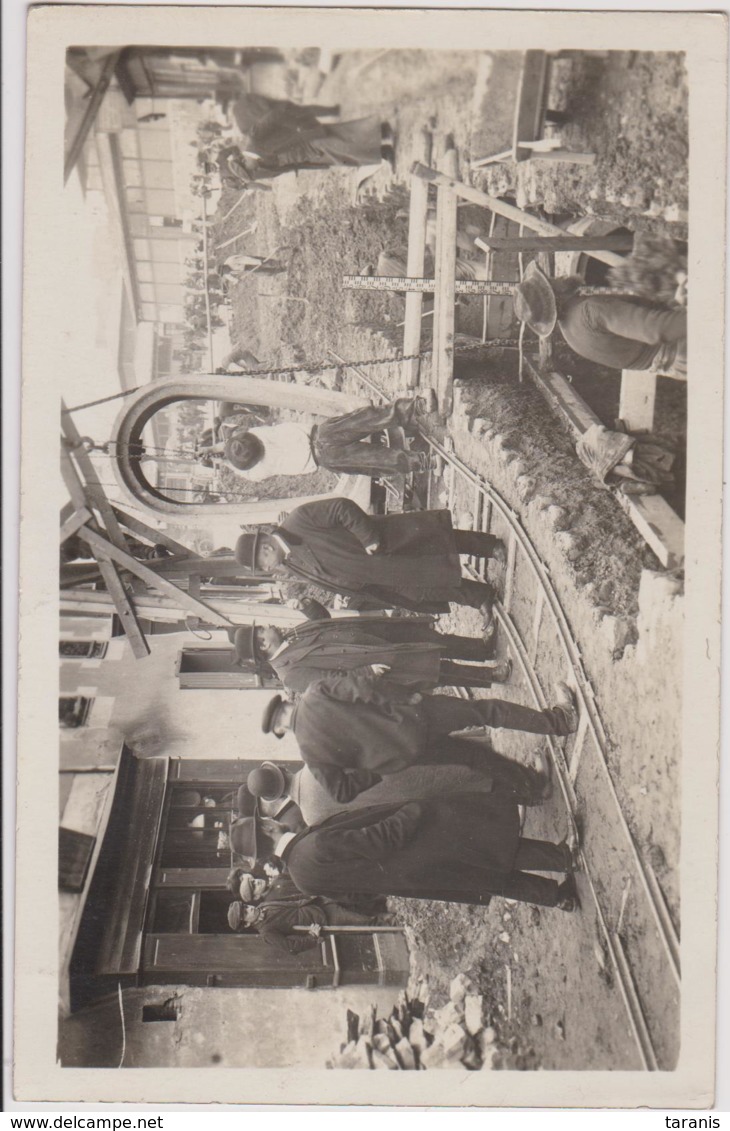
[312,398,424,475]
[432,837,570,908]
[420,693,573,737]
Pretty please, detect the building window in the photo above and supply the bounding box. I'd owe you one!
[157,785,237,868]
[59,640,108,659]
[59,696,94,728]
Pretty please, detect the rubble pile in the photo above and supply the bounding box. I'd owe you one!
[327,975,512,1070]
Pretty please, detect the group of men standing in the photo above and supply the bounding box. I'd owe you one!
[220,420,584,947]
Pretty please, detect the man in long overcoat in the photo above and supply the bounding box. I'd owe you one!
[233,617,511,696]
[260,671,577,803]
[232,796,580,912]
[235,497,505,625]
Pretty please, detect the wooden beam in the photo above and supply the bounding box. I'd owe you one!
[475,232,633,253]
[63,51,122,184]
[402,128,433,388]
[59,588,305,627]
[60,507,92,544]
[76,526,236,628]
[60,446,92,512]
[433,150,459,415]
[94,554,151,658]
[618,371,658,432]
[61,409,132,553]
[411,163,625,268]
[110,506,197,558]
[521,356,683,569]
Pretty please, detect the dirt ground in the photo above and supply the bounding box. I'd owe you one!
[212,49,687,1070]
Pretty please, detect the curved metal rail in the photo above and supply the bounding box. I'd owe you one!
[336,354,679,1070]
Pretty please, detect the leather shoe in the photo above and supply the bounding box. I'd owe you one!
[555,875,580,912]
[491,540,508,567]
[479,601,497,641]
[489,658,512,683]
[414,388,438,415]
[531,747,554,801]
[553,681,579,734]
[557,834,582,873]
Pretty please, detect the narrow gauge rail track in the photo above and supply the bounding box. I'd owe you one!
[330,350,680,1071]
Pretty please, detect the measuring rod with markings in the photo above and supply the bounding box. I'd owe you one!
[342,275,634,296]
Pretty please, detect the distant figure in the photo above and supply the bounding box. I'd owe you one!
[231,93,341,134]
[231,93,395,173]
[218,253,286,281]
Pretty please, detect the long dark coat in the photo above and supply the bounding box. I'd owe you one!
[281,795,521,906]
[269,620,443,694]
[276,498,464,613]
[290,670,434,800]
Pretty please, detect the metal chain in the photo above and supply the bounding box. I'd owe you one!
[63,339,520,415]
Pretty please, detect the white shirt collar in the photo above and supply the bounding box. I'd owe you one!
[272,532,291,558]
[273,831,297,857]
[269,638,290,661]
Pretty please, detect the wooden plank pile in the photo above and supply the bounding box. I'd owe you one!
[327,975,507,1071]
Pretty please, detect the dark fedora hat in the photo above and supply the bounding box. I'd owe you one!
[513,261,558,338]
[233,624,258,665]
[230,809,262,863]
[261,695,284,737]
[235,531,261,571]
[248,761,287,800]
[235,784,258,818]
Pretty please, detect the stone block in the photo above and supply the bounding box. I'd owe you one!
[599,614,637,658]
[545,505,570,531]
[464,995,485,1036]
[516,475,537,504]
[449,973,472,1004]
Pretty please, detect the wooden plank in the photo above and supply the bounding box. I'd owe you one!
[402,129,433,387]
[522,357,684,569]
[471,149,512,169]
[619,370,658,432]
[76,526,235,628]
[433,186,458,413]
[529,148,595,165]
[60,506,92,544]
[512,50,550,161]
[110,506,196,558]
[616,492,685,571]
[412,164,624,268]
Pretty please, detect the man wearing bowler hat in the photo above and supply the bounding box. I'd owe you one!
[234,498,508,634]
[232,618,511,696]
[233,774,306,834]
[514,261,687,376]
[230,796,580,913]
[259,676,577,803]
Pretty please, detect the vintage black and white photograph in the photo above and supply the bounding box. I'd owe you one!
[13,3,725,1108]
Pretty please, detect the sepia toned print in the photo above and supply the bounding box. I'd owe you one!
[15,3,724,1109]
